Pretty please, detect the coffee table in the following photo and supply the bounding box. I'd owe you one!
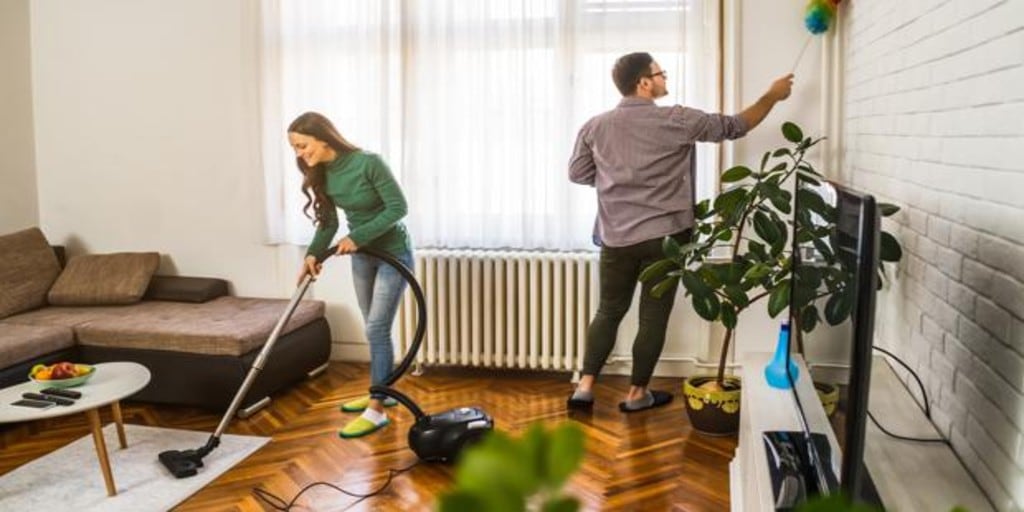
[0,362,151,496]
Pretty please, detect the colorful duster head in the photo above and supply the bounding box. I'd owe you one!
[804,0,840,34]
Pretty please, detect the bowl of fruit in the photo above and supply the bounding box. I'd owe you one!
[29,362,96,388]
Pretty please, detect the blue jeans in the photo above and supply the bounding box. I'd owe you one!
[351,249,414,400]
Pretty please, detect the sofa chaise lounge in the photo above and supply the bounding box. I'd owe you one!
[0,227,331,416]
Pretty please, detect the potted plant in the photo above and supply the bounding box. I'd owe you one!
[437,422,585,512]
[789,155,903,416]
[639,121,902,434]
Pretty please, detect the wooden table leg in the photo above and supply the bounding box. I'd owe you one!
[85,408,117,496]
[111,401,127,449]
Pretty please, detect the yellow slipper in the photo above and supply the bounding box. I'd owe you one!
[340,396,398,412]
[338,416,390,439]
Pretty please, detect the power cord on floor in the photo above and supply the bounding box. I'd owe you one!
[252,460,420,511]
[869,345,947,444]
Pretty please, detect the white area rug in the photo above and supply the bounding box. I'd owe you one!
[0,424,269,511]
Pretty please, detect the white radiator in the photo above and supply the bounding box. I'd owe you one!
[396,249,599,372]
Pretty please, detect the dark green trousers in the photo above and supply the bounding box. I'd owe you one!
[582,230,692,387]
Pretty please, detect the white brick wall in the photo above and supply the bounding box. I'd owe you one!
[842,1,1024,509]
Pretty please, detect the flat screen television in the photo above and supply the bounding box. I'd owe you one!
[789,179,883,507]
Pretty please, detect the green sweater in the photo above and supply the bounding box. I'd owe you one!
[306,151,411,259]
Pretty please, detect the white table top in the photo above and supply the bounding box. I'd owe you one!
[0,362,151,423]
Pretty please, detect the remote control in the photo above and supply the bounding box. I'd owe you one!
[41,387,82,399]
[22,392,74,406]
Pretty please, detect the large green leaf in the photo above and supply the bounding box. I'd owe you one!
[796,163,822,177]
[799,305,819,333]
[768,188,792,214]
[695,199,712,219]
[760,151,771,172]
[438,491,499,512]
[795,265,823,291]
[796,492,883,512]
[880,231,903,262]
[542,497,581,512]
[639,259,675,283]
[797,188,830,217]
[720,303,738,329]
[721,166,753,183]
[681,270,712,296]
[767,280,791,318]
[698,266,723,288]
[724,284,750,309]
[455,432,537,501]
[811,237,835,262]
[651,275,680,299]
[692,293,721,321]
[753,211,782,246]
[782,122,804,143]
[714,187,748,217]
[662,236,681,259]
[742,262,772,282]
[747,241,769,262]
[878,203,901,217]
[545,423,585,488]
[824,287,854,325]
[714,262,747,285]
[770,216,789,254]
[797,171,822,187]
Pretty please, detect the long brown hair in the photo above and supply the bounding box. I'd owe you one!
[287,112,359,226]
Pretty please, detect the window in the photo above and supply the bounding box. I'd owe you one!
[261,0,719,250]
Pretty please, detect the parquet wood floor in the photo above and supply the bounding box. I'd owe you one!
[0,363,735,511]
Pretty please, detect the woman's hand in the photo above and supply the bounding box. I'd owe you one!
[297,255,322,285]
[336,236,359,255]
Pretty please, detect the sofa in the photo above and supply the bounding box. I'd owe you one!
[0,227,332,416]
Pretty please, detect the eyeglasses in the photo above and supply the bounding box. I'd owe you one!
[647,70,667,79]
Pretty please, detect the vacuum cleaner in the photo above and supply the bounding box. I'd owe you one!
[159,245,493,478]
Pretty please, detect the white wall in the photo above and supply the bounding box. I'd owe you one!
[24,0,822,370]
[842,0,1024,509]
[729,0,827,358]
[0,0,38,234]
[29,0,287,299]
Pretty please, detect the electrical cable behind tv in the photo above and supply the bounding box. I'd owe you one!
[868,345,947,444]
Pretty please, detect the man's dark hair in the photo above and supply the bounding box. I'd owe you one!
[612,52,654,96]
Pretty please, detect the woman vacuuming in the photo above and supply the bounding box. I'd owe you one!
[288,111,413,438]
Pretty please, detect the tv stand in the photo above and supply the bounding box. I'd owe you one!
[730,353,842,511]
[731,352,994,511]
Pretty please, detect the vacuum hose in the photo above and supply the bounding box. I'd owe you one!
[345,247,428,418]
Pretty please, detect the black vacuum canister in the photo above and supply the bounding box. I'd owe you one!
[408,406,494,463]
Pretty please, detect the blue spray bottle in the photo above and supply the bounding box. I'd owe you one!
[764,319,799,389]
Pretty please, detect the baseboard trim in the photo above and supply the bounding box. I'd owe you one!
[328,343,738,380]
[331,341,370,362]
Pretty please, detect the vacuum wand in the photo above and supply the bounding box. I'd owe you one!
[160,251,326,478]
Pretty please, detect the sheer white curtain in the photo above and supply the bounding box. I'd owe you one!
[261,0,718,251]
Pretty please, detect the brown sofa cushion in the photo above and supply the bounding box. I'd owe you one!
[48,252,160,306]
[144,276,229,303]
[1,304,144,328]
[73,297,325,356]
[0,228,62,319]
[0,323,75,368]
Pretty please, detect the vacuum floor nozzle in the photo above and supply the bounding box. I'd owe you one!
[159,449,204,479]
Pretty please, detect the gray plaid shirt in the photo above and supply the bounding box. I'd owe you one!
[569,97,749,247]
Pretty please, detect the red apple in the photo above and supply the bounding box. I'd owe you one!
[51,362,76,379]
